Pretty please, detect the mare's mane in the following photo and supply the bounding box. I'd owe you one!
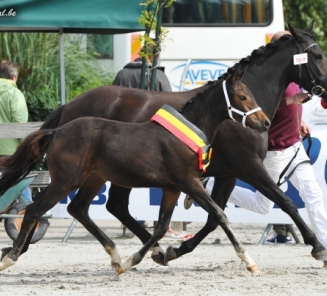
[178,34,295,113]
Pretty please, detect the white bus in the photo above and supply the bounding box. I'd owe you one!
[113,0,284,91]
[160,0,284,90]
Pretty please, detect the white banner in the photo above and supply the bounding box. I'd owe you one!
[51,98,327,224]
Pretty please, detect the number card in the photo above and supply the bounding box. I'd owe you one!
[293,53,308,65]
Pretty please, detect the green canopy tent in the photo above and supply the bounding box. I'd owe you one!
[0,0,145,104]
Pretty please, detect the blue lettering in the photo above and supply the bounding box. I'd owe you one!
[190,70,200,81]
[201,70,208,81]
[150,188,162,205]
[209,69,218,80]
[149,188,178,206]
[60,190,78,204]
[91,184,107,205]
[59,184,107,205]
[186,71,195,84]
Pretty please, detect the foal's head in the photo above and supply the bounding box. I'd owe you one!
[228,73,270,133]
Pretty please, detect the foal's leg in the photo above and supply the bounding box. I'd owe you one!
[116,189,180,275]
[0,184,71,271]
[165,176,235,263]
[67,177,122,269]
[174,179,257,273]
[106,184,165,265]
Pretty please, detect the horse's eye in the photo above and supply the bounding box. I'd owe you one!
[314,53,323,59]
[239,95,247,101]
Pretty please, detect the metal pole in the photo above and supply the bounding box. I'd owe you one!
[139,2,153,90]
[59,29,66,105]
[61,219,77,243]
[150,0,164,91]
[179,59,192,91]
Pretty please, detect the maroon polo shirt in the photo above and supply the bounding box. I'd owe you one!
[268,83,302,151]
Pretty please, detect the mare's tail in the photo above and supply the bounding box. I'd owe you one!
[0,129,55,196]
[40,104,66,129]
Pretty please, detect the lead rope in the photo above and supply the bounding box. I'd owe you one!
[277,96,312,186]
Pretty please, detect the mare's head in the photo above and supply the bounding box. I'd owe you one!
[226,71,270,133]
[288,21,327,103]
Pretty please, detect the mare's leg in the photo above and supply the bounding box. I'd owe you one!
[173,179,257,273]
[0,183,73,271]
[67,177,122,269]
[237,161,327,262]
[116,188,180,275]
[106,184,165,265]
[165,177,236,262]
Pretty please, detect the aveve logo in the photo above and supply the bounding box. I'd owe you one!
[168,61,230,91]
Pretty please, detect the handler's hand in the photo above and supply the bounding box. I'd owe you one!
[300,120,311,137]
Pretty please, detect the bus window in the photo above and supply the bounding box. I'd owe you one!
[162,0,272,25]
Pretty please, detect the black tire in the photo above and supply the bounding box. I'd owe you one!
[4,202,50,244]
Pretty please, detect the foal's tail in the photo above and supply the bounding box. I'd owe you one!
[0,130,55,196]
[40,104,66,129]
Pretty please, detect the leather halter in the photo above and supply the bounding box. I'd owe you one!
[222,80,261,128]
[293,39,327,97]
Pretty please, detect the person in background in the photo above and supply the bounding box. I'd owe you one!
[0,60,32,202]
[112,45,172,92]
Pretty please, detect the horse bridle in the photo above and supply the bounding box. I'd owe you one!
[294,39,327,97]
[222,80,261,128]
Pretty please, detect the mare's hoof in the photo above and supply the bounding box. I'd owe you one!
[247,264,259,274]
[312,249,327,262]
[184,195,193,209]
[164,246,177,264]
[151,246,167,266]
[152,253,167,266]
[1,247,12,261]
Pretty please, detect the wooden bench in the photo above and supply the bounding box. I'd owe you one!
[0,122,43,138]
[0,122,50,192]
[0,122,51,224]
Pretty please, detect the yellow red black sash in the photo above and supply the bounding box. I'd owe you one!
[151,104,212,171]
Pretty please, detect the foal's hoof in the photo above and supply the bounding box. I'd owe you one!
[0,255,15,271]
[115,264,124,276]
[312,249,327,262]
[164,246,177,264]
[247,264,259,274]
[111,261,121,270]
[151,246,167,266]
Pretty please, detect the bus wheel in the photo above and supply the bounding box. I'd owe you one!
[4,202,50,244]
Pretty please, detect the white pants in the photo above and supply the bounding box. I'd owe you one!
[226,142,327,249]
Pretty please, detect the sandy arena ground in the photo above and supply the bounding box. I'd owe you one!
[0,218,326,296]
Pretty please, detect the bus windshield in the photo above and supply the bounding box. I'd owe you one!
[162,0,273,26]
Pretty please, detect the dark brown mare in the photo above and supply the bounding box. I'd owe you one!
[0,75,269,274]
[35,22,327,271]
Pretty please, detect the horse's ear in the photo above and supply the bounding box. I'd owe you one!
[288,21,314,41]
[232,68,245,83]
[288,23,302,41]
[288,23,297,38]
[304,21,315,33]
